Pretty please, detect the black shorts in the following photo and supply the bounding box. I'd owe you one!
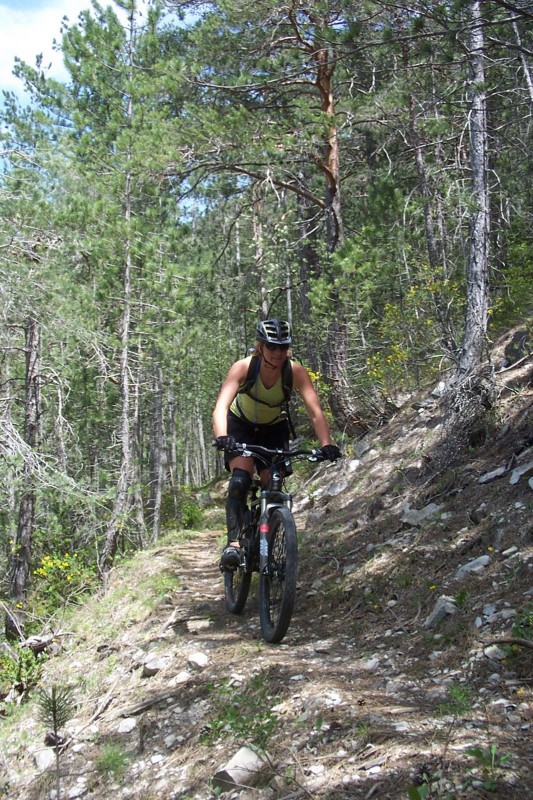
[225,411,292,474]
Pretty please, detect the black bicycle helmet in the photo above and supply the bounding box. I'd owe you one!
[255,318,292,345]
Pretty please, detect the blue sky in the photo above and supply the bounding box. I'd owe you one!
[0,0,92,96]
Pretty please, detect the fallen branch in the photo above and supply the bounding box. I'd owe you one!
[112,688,190,717]
[483,637,533,650]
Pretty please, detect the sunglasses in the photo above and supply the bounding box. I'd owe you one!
[264,342,290,351]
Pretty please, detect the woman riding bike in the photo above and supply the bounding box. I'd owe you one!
[212,318,341,571]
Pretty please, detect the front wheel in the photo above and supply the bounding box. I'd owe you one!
[259,506,297,643]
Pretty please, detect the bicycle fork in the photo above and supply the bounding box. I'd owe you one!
[258,494,289,573]
[259,493,270,573]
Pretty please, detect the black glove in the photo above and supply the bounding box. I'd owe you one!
[320,444,341,462]
[215,435,236,452]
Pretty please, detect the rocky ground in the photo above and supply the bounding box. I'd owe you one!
[1,337,532,800]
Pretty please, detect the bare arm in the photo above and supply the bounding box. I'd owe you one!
[292,363,332,447]
[212,358,250,437]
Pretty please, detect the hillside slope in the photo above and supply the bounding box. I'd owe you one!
[1,345,532,800]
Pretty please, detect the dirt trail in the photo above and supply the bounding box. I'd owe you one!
[3,350,533,799]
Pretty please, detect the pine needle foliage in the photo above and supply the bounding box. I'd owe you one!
[36,684,76,734]
[35,684,76,800]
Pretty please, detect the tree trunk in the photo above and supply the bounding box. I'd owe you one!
[6,317,40,640]
[454,0,490,381]
[166,387,178,498]
[100,295,132,578]
[309,16,343,253]
[131,355,146,548]
[513,21,533,103]
[403,46,457,358]
[310,23,355,429]
[196,399,209,484]
[252,183,268,318]
[148,363,164,542]
[100,3,136,582]
[296,177,321,371]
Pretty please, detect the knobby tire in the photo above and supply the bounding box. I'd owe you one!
[259,506,297,643]
[224,558,252,614]
[224,514,253,614]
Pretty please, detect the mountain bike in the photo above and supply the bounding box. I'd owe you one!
[222,442,324,644]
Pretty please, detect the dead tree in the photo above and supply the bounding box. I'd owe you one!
[6,317,40,640]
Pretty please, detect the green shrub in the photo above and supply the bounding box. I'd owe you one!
[0,645,44,697]
[181,499,203,529]
[512,605,533,641]
[201,674,278,747]
[94,743,129,778]
[30,550,98,617]
[160,489,203,530]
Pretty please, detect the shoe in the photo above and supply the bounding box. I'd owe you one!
[219,545,241,572]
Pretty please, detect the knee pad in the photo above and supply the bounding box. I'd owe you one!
[228,468,251,500]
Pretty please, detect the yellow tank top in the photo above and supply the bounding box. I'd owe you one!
[230,372,286,425]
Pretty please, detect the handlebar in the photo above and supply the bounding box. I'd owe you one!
[239,442,325,461]
[215,440,325,462]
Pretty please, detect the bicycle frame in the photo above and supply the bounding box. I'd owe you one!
[222,442,324,643]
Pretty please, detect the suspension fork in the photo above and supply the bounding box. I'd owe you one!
[259,491,270,573]
[259,467,289,572]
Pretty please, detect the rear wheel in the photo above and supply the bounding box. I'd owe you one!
[224,514,253,614]
[259,507,297,643]
[224,563,252,614]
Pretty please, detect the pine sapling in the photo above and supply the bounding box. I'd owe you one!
[36,684,75,800]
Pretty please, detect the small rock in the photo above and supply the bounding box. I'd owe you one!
[455,555,491,579]
[484,644,507,661]
[429,651,443,660]
[500,609,516,620]
[431,381,446,398]
[34,748,55,771]
[171,670,192,685]
[362,657,380,671]
[118,717,137,734]
[313,639,334,654]
[510,460,533,485]
[142,657,166,677]
[401,502,443,527]
[323,480,350,497]
[186,619,212,633]
[469,503,489,524]
[423,595,457,628]
[386,679,408,694]
[188,652,209,670]
[67,780,88,799]
[355,439,371,457]
[479,466,507,484]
